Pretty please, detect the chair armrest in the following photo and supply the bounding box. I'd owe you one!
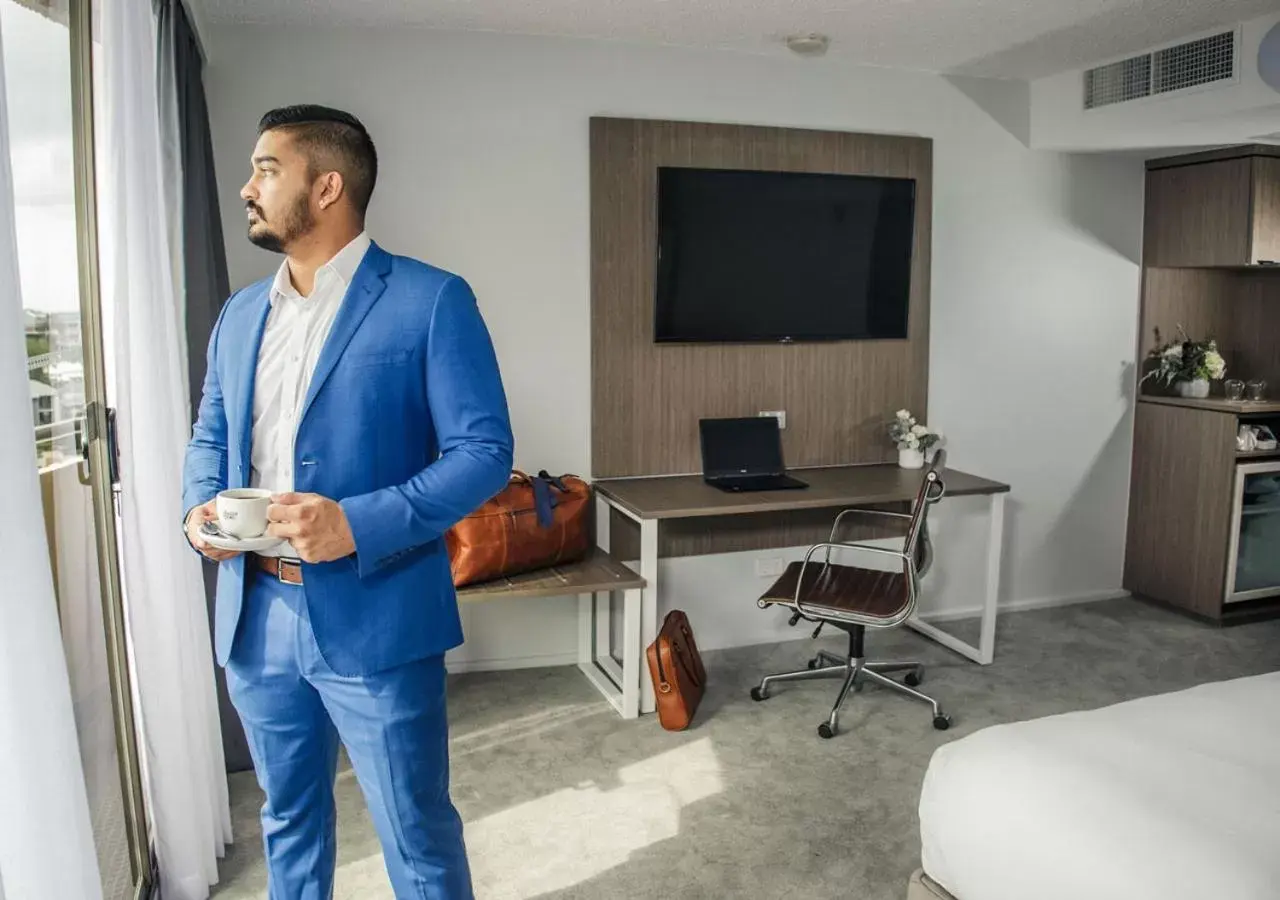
[834,508,913,521]
[828,508,911,545]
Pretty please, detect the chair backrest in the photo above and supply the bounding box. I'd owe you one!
[904,449,947,579]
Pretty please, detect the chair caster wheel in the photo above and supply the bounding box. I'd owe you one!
[807,658,819,670]
[818,723,836,739]
[750,687,768,702]
[933,714,951,731]
[905,669,924,687]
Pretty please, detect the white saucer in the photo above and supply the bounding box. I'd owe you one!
[201,529,285,553]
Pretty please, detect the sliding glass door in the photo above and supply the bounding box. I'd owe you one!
[4,0,149,896]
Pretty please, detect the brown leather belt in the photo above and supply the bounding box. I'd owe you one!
[252,553,304,585]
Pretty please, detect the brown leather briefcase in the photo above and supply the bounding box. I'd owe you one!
[646,610,707,731]
[445,470,592,588]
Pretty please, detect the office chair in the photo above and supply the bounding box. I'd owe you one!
[749,450,950,738]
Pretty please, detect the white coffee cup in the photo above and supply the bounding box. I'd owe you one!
[216,488,273,539]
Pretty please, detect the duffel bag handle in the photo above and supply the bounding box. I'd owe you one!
[530,475,555,528]
[513,469,582,529]
[537,470,569,493]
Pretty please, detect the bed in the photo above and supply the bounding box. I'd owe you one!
[908,671,1280,900]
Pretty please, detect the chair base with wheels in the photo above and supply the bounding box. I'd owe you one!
[748,451,953,739]
[750,622,949,739]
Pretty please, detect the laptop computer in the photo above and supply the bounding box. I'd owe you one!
[699,416,808,493]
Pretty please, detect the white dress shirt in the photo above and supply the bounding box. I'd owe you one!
[251,231,372,557]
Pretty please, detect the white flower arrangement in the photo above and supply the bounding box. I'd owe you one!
[1142,326,1226,389]
[889,409,942,453]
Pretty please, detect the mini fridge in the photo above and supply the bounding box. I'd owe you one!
[1226,460,1280,603]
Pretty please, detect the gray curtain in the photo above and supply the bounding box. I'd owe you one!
[156,0,250,774]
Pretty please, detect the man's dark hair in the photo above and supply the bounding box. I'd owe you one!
[258,105,378,218]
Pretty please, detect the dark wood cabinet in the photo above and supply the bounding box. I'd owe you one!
[1251,157,1280,266]
[1144,158,1251,267]
[1124,398,1280,621]
[1143,147,1280,268]
[1127,146,1280,623]
[1124,401,1241,618]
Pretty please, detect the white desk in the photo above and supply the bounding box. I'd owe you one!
[592,464,1010,715]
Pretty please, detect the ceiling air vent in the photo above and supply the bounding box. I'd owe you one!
[1084,54,1151,109]
[1084,29,1236,110]
[1152,30,1234,95]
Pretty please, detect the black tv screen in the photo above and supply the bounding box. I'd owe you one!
[654,167,916,343]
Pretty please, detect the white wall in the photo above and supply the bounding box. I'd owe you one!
[1031,12,1280,152]
[204,25,1143,670]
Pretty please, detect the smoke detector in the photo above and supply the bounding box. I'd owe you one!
[785,34,830,57]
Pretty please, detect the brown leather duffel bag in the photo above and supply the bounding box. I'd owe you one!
[446,470,592,587]
[646,610,707,731]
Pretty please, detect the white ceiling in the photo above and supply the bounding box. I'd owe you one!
[199,0,1278,79]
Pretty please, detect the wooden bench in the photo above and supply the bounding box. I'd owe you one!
[457,549,646,719]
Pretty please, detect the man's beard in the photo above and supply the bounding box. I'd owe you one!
[247,191,314,253]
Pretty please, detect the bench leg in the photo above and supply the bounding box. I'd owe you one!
[577,592,594,667]
[594,592,612,661]
[576,590,639,720]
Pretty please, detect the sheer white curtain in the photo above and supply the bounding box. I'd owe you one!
[99,0,231,897]
[0,15,103,900]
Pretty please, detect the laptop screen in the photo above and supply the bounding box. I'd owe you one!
[699,417,785,478]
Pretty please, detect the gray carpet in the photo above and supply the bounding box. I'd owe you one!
[211,598,1280,900]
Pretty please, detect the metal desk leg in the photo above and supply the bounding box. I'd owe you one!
[978,492,1005,664]
[639,518,659,715]
[594,495,660,715]
[592,497,650,717]
[907,491,1005,665]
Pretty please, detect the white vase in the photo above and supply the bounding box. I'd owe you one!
[1177,378,1210,399]
[898,447,924,469]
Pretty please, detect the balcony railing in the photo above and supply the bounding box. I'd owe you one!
[36,416,84,471]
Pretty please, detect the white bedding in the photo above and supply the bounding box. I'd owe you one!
[919,672,1280,900]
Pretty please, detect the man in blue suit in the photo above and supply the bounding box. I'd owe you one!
[182,105,513,899]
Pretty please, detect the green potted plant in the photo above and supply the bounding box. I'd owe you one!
[1141,326,1226,399]
[889,409,942,469]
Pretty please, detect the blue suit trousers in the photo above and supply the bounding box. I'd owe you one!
[226,572,473,899]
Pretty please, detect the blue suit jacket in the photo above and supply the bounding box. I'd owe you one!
[182,243,514,676]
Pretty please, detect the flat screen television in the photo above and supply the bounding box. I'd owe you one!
[654,166,916,343]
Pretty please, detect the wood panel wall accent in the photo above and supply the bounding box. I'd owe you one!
[1142,158,1253,267]
[1123,402,1236,618]
[590,117,932,479]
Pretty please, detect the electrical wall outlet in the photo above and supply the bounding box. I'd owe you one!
[755,556,785,578]
[759,410,786,429]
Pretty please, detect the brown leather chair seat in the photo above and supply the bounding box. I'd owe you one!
[760,561,911,620]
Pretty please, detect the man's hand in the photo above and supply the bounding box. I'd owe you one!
[185,500,242,562]
[267,493,356,564]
